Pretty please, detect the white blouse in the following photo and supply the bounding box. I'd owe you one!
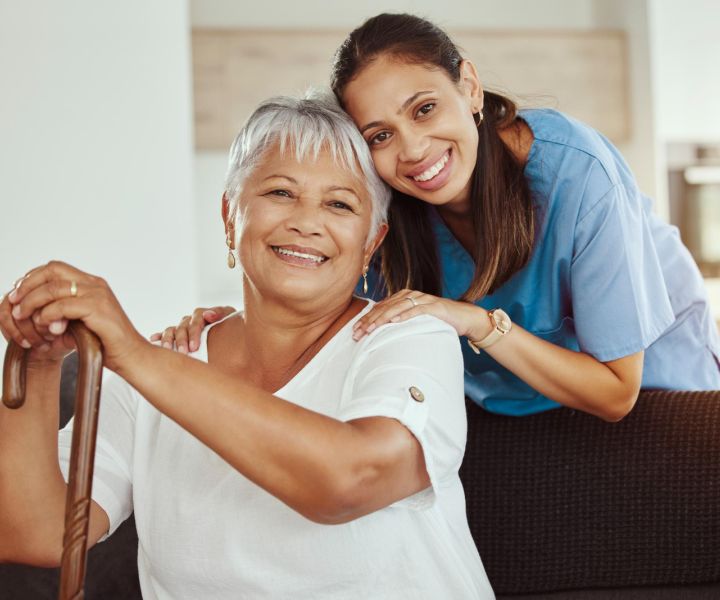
[59,302,494,599]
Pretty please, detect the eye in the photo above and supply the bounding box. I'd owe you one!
[369,131,392,146]
[416,103,435,117]
[328,200,354,212]
[268,189,292,198]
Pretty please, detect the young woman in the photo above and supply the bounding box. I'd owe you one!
[158,13,720,421]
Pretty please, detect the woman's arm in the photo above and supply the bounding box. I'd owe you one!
[7,262,433,524]
[0,277,119,565]
[142,296,641,421]
[352,291,642,421]
[483,322,642,422]
[0,357,110,566]
[117,344,430,523]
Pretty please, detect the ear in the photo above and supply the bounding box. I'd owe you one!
[459,60,483,111]
[363,222,389,266]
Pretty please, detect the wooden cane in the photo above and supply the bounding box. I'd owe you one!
[2,322,104,600]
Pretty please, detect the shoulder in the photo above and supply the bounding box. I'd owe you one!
[343,311,465,416]
[521,108,635,219]
[362,309,460,350]
[522,108,626,185]
[350,304,461,361]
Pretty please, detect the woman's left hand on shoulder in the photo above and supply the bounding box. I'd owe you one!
[6,260,147,372]
[352,289,488,341]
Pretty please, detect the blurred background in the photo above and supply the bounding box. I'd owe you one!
[1,0,719,367]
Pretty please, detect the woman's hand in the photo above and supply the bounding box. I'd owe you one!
[0,287,75,366]
[4,261,147,373]
[352,289,492,342]
[149,306,236,353]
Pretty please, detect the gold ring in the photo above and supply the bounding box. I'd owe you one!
[70,280,78,297]
[407,296,418,307]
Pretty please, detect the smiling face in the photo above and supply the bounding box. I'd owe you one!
[342,55,482,212]
[230,144,386,310]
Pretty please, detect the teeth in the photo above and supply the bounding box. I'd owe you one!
[273,246,327,263]
[413,153,449,182]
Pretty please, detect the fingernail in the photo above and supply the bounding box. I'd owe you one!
[39,344,51,352]
[352,331,361,341]
[189,340,198,352]
[203,310,216,318]
[12,305,21,318]
[366,323,376,333]
[8,290,18,302]
[49,321,64,335]
[162,342,172,349]
[390,316,400,323]
[20,339,31,349]
[178,344,187,354]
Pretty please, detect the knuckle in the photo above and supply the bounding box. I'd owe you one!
[89,274,106,288]
[46,260,64,274]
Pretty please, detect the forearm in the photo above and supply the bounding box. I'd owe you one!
[0,361,68,564]
[484,325,641,421]
[117,344,389,523]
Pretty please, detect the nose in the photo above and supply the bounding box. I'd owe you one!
[285,200,324,237]
[397,126,430,164]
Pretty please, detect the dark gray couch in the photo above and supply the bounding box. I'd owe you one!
[1,356,719,599]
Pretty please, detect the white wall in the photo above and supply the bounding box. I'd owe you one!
[648,0,720,143]
[194,152,240,308]
[0,1,196,370]
[191,0,597,29]
[593,0,661,212]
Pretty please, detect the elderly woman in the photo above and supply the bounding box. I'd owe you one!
[0,94,493,599]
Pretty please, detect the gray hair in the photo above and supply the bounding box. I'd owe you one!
[224,90,390,243]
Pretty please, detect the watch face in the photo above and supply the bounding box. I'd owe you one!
[491,309,512,334]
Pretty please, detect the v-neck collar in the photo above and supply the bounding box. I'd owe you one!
[195,300,374,396]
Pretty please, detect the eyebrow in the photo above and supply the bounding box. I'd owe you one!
[262,175,298,183]
[358,90,434,134]
[325,185,360,200]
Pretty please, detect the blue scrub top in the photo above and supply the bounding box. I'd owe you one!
[362,109,720,415]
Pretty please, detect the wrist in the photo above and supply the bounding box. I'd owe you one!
[110,336,154,378]
[466,307,494,342]
[467,308,512,354]
[25,355,65,373]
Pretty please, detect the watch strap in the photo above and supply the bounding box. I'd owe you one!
[467,309,511,354]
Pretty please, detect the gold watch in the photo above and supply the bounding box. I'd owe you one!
[467,308,512,354]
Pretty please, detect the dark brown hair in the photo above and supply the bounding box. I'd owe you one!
[331,13,535,301]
